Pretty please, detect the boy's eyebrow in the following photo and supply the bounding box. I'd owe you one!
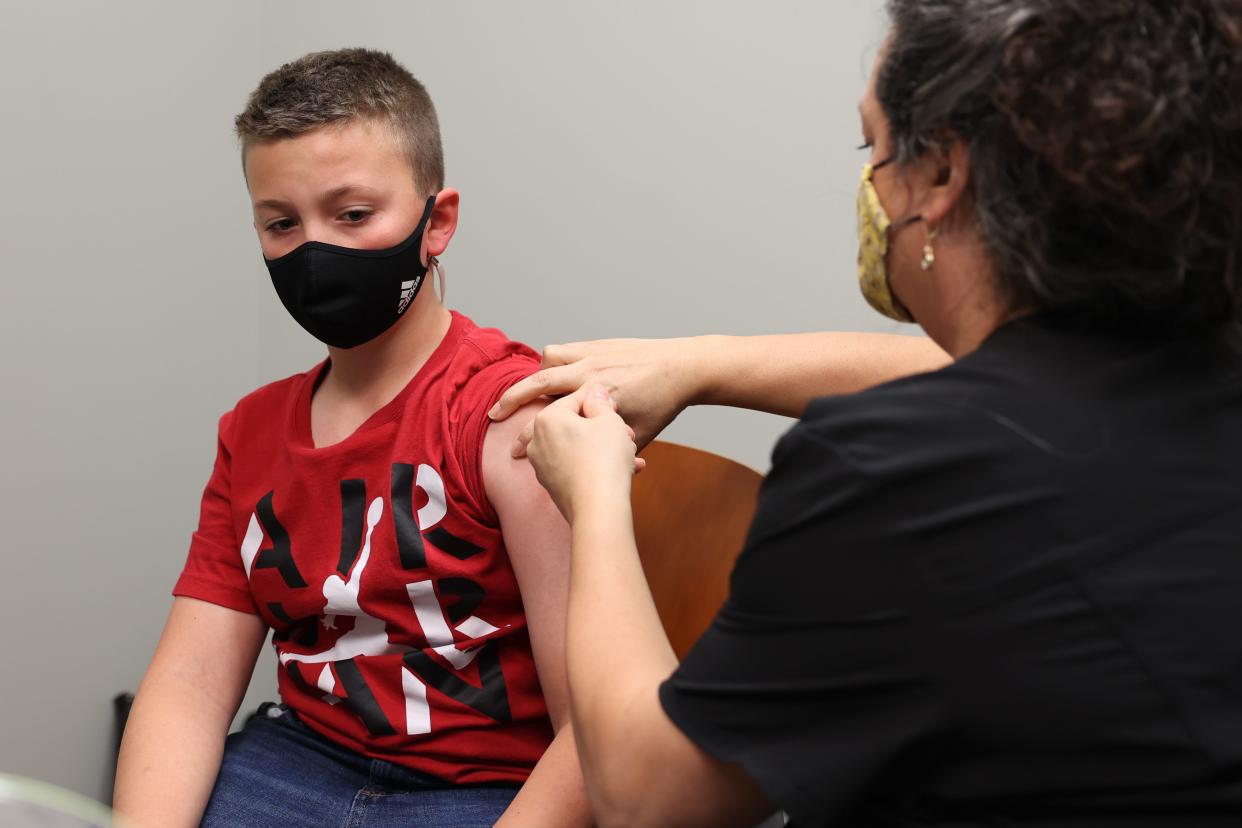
[322,184,383,202]
[253,184,382,212]
[253,197,293,212]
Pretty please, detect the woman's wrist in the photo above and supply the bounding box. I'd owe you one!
[568,480,633,530]
[683,334,731,408]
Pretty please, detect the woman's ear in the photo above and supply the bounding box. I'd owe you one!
[424,188,460,262]
[920,140,971,228]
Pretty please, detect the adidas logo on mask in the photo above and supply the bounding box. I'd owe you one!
[398,276,422,314]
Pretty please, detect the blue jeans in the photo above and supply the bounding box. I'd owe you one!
[201,704,520,827]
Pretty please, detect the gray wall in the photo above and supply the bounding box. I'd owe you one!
[1,0,902,804]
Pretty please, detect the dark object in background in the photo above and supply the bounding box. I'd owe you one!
[108,693,133,806]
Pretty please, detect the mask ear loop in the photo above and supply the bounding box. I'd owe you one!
[429,256,446,302]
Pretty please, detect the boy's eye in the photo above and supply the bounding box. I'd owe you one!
[341,209,371,223]
[266,218,297,233]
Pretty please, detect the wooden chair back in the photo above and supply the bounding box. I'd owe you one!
[630,441,764,659]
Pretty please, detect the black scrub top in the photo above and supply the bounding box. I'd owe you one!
[660,314,1242,827]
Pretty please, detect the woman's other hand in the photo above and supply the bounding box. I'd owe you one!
[524,386,646,523]
[490,338,705,458]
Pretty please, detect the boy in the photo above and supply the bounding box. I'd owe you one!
[114,48,590,827]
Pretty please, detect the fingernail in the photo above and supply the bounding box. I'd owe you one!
[488,403,501,419]
[589,386,616,410]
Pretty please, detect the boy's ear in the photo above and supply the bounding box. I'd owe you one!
[424,188,460,261]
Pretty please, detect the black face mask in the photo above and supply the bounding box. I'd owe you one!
[265,195,437,349]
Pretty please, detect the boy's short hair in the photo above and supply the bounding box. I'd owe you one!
[235,48,444,196]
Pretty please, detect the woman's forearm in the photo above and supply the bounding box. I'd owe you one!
[562,490,679,817]
[561,491,771,828]
[523,388,776,827]
[690,332,950,418]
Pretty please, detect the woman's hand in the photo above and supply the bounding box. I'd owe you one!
[496,332,951,461]
[525,386,646,524]
[490,337,707,457]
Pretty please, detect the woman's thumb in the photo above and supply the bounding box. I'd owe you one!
[582,385,616,418]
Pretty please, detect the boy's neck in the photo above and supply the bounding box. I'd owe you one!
[319,289,453,404]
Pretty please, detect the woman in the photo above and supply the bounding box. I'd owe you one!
[497,2,1242,826]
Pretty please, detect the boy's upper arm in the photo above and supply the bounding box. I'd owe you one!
[481,399,573,730]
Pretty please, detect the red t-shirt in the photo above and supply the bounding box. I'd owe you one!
[173,312,550,785]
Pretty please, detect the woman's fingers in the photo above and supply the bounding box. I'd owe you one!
[579,388,643,471]
[490,364,585,422]
[515,385,642,482]
[521,386,646,518]
[492,336,692,461]
[581,385,618,419]
[487,341,592,421]
[512,387,588,458]
[513,422,534,458]
[541,342,586,368]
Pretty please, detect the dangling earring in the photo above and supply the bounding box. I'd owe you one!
[921,224,938,271]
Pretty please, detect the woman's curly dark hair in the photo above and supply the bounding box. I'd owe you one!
[879,0,1242,329]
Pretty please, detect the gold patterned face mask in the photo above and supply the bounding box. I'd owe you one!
[857,162,915,323]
